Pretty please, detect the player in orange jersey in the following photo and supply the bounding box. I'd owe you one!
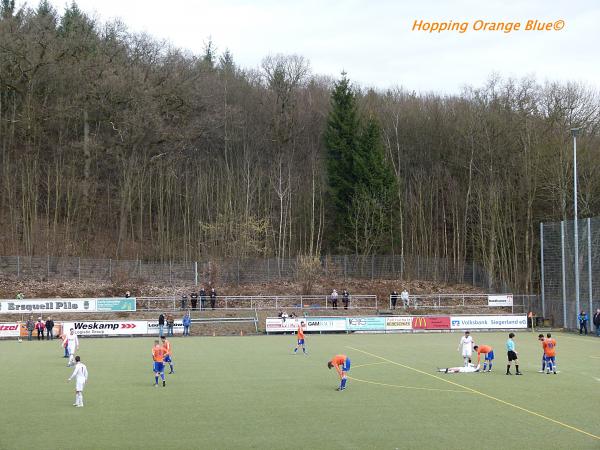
[293,321,307,355]
[161,335,175,374]
[152,340,166,387]
[473,345,494,372]
[328,354,350,391]
[543,333,557,374]
[537,334,547,373]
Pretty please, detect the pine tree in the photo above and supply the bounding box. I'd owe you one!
[324,73,360,251]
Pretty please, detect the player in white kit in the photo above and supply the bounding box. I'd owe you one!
[457,331,473,366]
[67,356,88,407]
[66,328,79,367]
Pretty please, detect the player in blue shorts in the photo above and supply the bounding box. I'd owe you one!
[328,354,351,391]
[152,340,166,387]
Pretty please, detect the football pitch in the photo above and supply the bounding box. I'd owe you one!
[2,332,599,449]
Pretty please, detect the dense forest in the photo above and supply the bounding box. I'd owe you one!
[1,1,599,292]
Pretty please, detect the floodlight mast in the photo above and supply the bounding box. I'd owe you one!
[571,127,580,326]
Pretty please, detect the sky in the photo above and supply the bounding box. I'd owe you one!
[26,0,600,94]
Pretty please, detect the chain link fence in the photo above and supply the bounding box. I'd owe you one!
[541,217,600,330]
[0,254,493,288]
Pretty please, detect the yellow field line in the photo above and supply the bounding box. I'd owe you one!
[348,375,470,393]
[347,346,600,442]
[352,361,391,369]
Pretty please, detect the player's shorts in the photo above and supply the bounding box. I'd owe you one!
[68,346,76,356]
[507,351,518,361]
[544,355,555,363]
[462,349,472,358]
[76,380,86,391]
[342,358,351,372]
[164,355,172,363]
[153,362,164,373]
[297,339,304,345]
[485,351,494,361]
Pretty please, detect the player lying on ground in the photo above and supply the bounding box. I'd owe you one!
[328,354,351,391]
[437,363,480,373]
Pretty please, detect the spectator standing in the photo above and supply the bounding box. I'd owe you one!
[125,291,131,298]
[181,294,188,310]
[158,313,165,336]
[45,317,54,340]
[190,291,198,310]
[182,312,191,336]
[166,313,174,337]
[210,287,217,310]
[342,290,350,309]
[401,289,409,308]
[35,318,45,340]
[578,311,588,335]
[200,287,207,310]
[593,308,600,337]
[26,316,34,341]
[330,289,338,309]
[391,290,399,310]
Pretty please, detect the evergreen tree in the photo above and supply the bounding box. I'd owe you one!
[357,116,396,198]
[218,48,235,73]
[324,73,360,251]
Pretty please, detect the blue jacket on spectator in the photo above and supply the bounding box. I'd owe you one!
[183,315,191,327]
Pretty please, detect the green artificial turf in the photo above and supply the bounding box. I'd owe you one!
[1,332,598,449]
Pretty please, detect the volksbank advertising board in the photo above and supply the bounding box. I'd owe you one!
[0,298,136,314]
[266,314,528,332]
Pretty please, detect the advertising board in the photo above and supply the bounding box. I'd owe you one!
[385,316,413,330]
[450,315,527,329]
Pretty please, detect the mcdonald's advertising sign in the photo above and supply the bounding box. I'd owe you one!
[411,316,450,330]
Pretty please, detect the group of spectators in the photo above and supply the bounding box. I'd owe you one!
[158,311,193,337]
[329,289,351,309]
[24,316,55,341]
[581,309,600,336]
[180,287,217,310]
[389,289,410,309]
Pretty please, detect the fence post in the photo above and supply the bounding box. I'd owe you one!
[267,259,270,282]
[237,259,240,286]
[78,257,81,282]
[47,255,50,279]
[17,255,20,278]
[169,261,172,284]
[371,255,375,281]
[560,221,567,328]
[540,222,546,318]
[587,218,593,326]
[109,258,112,281]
